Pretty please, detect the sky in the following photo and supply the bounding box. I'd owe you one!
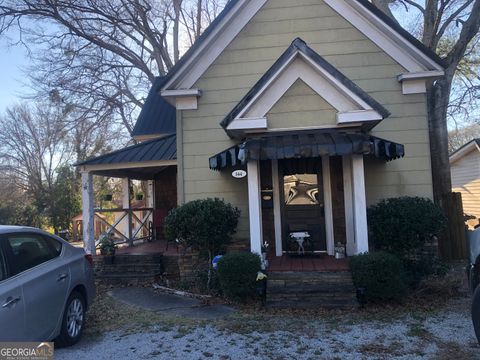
[0,32,31,113]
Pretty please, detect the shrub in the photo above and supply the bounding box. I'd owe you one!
[164,198,240,288]
[367,197,446,257]
[350,251,407,303]
[402,255,450,287]
[217,252,262,300]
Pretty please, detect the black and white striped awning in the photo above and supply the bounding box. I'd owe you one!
[209,131,404,171]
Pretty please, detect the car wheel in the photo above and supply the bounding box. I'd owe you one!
[56,291,85,347]
[472,285,480,344]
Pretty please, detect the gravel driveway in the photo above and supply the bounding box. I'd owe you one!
[56,296,480,360]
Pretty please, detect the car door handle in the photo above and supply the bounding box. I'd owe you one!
[2,297,21,308]
[57,273,68,282]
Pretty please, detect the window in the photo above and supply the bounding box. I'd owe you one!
[284,174,319,205]
[7,234,62,275]
[0,246,6,281]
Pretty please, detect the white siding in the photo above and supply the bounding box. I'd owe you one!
[451,149,480,218]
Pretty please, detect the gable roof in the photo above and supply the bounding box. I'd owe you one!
[449,139,480,164]
[159,0,445,92]
[220,38,390,133]
[132,77,176,139]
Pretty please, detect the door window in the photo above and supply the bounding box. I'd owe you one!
[284,174,319,205]
[6,234,62,275]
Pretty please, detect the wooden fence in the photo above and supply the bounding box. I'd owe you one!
[439,192,468,260]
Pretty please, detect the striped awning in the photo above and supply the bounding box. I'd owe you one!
[209,132,404,171]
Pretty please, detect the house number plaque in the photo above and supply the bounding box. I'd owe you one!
[232,170,247,179]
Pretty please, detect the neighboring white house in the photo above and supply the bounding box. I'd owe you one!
[450,139,480,223]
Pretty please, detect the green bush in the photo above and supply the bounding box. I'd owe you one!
[367,197,446,257]
[402,255,450,287]
[164,198,240,289]
[217,252,262,300]
[350,251,407,303]
[164,198,240,254]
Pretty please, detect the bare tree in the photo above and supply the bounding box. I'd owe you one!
[448,122,480,153]
[374,1,480,204]
[0,0,227,135]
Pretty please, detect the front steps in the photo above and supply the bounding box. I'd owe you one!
[94,253,164,286]
[267,271,358,308]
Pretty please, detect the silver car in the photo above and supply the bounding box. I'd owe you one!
[0,226,95,346]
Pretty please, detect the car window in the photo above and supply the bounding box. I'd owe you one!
[6,234,62,275]
[0,246,6,281]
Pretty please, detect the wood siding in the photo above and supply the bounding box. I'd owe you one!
[179,0,433,238]
[451,149,480,218]
[267,79,337,129]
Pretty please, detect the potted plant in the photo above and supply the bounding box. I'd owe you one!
[99,233,117,264]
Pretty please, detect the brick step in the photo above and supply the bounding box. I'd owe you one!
[267,296,357,309]
[93,253,163,265]
[267,283,356,295]
[95,263,163,274]
[266,271,357,309]
[95,272,160,287]
[267,271,353,281]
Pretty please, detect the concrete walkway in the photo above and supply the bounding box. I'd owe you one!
[109,287,236,320]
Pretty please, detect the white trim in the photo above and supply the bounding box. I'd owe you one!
[81,172,95,255]
[247,160,263,255]
[162,0,442,92]
[397,70,444,81]
[243,56,371,119]
[325,0,443,72]
[176,96,199,110]
[272,160,283,257]
[351,154,369,254]
[120,178,131,239]
[226,117,268,131]
[322,156,335,256]
[161,89,201,97]
[80,160,177,173]
[342,155,355,256]
[449,141,480,164]
[146,180,155,209]
[401,79,427,95]
[163,0,268,89]
[337,110,383,124]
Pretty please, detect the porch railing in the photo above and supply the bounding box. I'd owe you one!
[93,208,154,248]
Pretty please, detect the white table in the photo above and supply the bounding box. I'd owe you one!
[289,232,310,255]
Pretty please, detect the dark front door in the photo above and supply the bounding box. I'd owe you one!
[280,158,327,253]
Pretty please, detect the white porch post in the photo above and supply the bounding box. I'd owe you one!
[146,180,155,208]
[342,155,355,256]
[121,178,133,246]
[81,171,95,255]
[271,160,283,257]
[322,156,335,256]
[247,160,263,255]
[351,154,369,253]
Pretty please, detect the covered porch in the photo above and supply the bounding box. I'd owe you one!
[210,130,405,262]
[76,135,177,255]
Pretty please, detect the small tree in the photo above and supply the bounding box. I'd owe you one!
[164,198,240,288]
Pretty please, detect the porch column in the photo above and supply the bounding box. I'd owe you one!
[247,160,263,255]
[343,155,355,255]
[322,156,335,256]
[271,160,283,257]
[81,171,95,255]
[351,154,369,253]
[121,178,133,246]
[146,180,155,209]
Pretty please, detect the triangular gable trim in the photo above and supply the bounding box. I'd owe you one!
[221,38,390,136]
[449,139,480,164]
[160,0,444,93]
